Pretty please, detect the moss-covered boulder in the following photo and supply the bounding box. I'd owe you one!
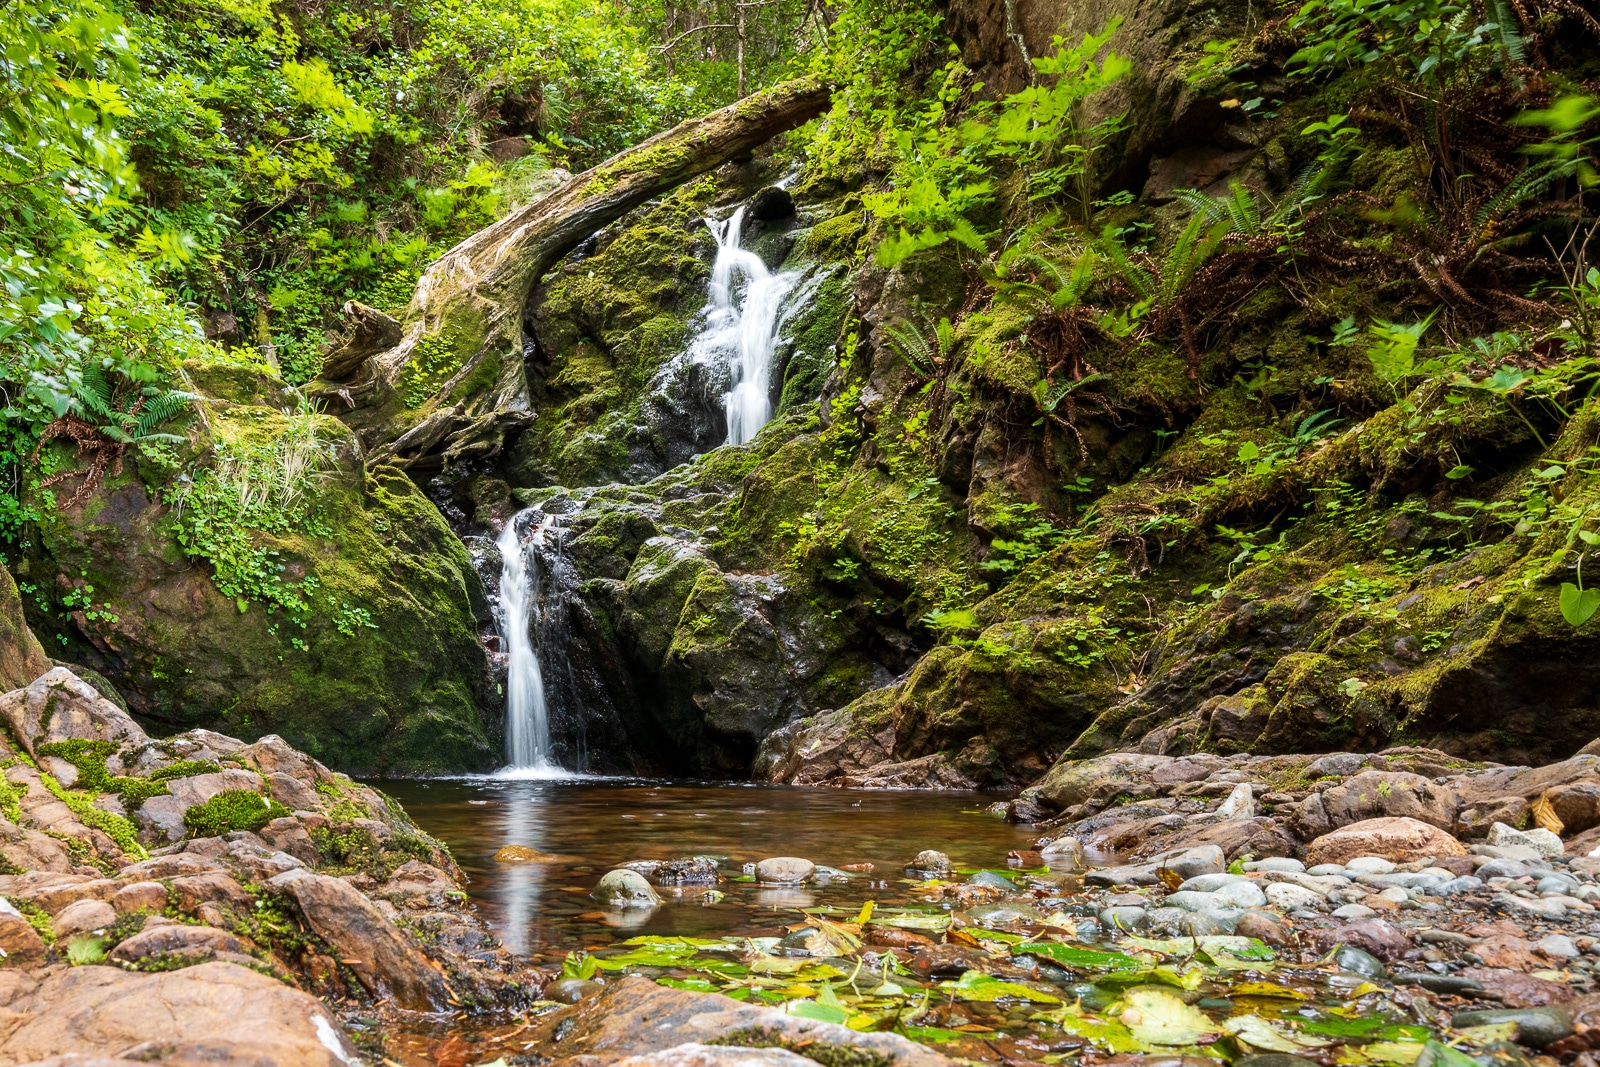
[0,566,50,692]
[16,367,494,775]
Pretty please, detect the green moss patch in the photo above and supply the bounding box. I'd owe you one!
[183,789,292,837]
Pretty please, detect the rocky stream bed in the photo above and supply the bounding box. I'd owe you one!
[8,665,1600,1067]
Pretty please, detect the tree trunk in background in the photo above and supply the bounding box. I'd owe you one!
[324,77,831,471]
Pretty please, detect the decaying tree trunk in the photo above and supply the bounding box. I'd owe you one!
[324,77,831,471]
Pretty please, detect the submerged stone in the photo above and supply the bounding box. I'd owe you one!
[594,869,662,907]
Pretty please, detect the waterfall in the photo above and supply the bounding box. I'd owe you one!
[692,205,801,446]
[495,512,559,774]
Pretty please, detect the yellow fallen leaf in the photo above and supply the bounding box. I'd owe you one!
[1453,1023,1519,1045]
[1363,1042,1426,1064]
[1533,791,1565,835]
[1231,982,1311,999]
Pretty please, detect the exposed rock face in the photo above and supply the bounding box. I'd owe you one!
[271,868,450,1010]
[0,668,145,761]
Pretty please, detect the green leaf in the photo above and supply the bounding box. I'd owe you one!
[943,970,1061,1004]
[1560,582,1600,626]
[1445,464,1473,480]
[786,1000,851,1023]
[1121,987,1215,1046]
[1224,1014,1331,1052]
[1015,942,1143,971]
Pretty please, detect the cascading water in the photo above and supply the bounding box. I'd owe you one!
[495,513,559,774]
[692,205,801,446]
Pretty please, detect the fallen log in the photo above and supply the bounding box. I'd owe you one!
[323,77,831,470]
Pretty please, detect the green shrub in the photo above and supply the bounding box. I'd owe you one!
[183,790,291,837]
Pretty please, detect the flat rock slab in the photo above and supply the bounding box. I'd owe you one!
[530,975,954,1067]
[0,960,357,1067]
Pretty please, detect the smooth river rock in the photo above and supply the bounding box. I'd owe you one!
[595,868,665,906]
[0,960,360,1066]
[756,857,816,884]
[1305,816,1468,866]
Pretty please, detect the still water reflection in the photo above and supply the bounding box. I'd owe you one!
[374,776,1038,965]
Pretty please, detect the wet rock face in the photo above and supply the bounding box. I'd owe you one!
[479,471,900,776]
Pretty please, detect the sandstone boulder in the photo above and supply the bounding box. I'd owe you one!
[163,769,266,810]
[0,668,146,760]
[111,881,168,914]
[1032,753,1172,810]
[1316,771,1459,831]
[109,923,245,964]
[0,961,358,1066]
[52,898,115,939]
[1305,817,1468,866]
[170,871,255,912]
[270,868,449,1010]
[0,815,73,874]
[0,897,46,966]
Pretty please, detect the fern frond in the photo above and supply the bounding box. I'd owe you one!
[1470,161,1558,234]
[1099,224,1155,300]
[134,390,197,439]
[1492,0,1526,69]
[1058,248,1098,309]
[1226,182,1262,236]
[1172,189,1225,223]
[885,320,938,377]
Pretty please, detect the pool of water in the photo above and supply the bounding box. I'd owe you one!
[375,775,1039,965]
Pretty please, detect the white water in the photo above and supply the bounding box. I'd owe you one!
[693,206,800,446]
[495,514,559,773]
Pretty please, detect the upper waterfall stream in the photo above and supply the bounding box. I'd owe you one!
[692,204,801,446]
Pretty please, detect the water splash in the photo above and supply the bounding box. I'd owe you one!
[495,511,558,772]
[692,205,801,446]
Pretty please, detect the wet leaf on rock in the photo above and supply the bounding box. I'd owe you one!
[1015,942,1143,971]
[787,1000,852,1024]
[1224,1014,1332,1052]
[944,970,1063,1004]
[1126,935,1275,961]
[1120,987,1216,1046]
[1230,981,1311,999]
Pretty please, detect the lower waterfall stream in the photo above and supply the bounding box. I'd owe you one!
[494,511,560,774]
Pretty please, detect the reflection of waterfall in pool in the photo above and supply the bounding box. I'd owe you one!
[494,513,562,776]
[692,205,801,446]
[493,785,548,956]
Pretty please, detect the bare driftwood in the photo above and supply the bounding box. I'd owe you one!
[329,77,831,470]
